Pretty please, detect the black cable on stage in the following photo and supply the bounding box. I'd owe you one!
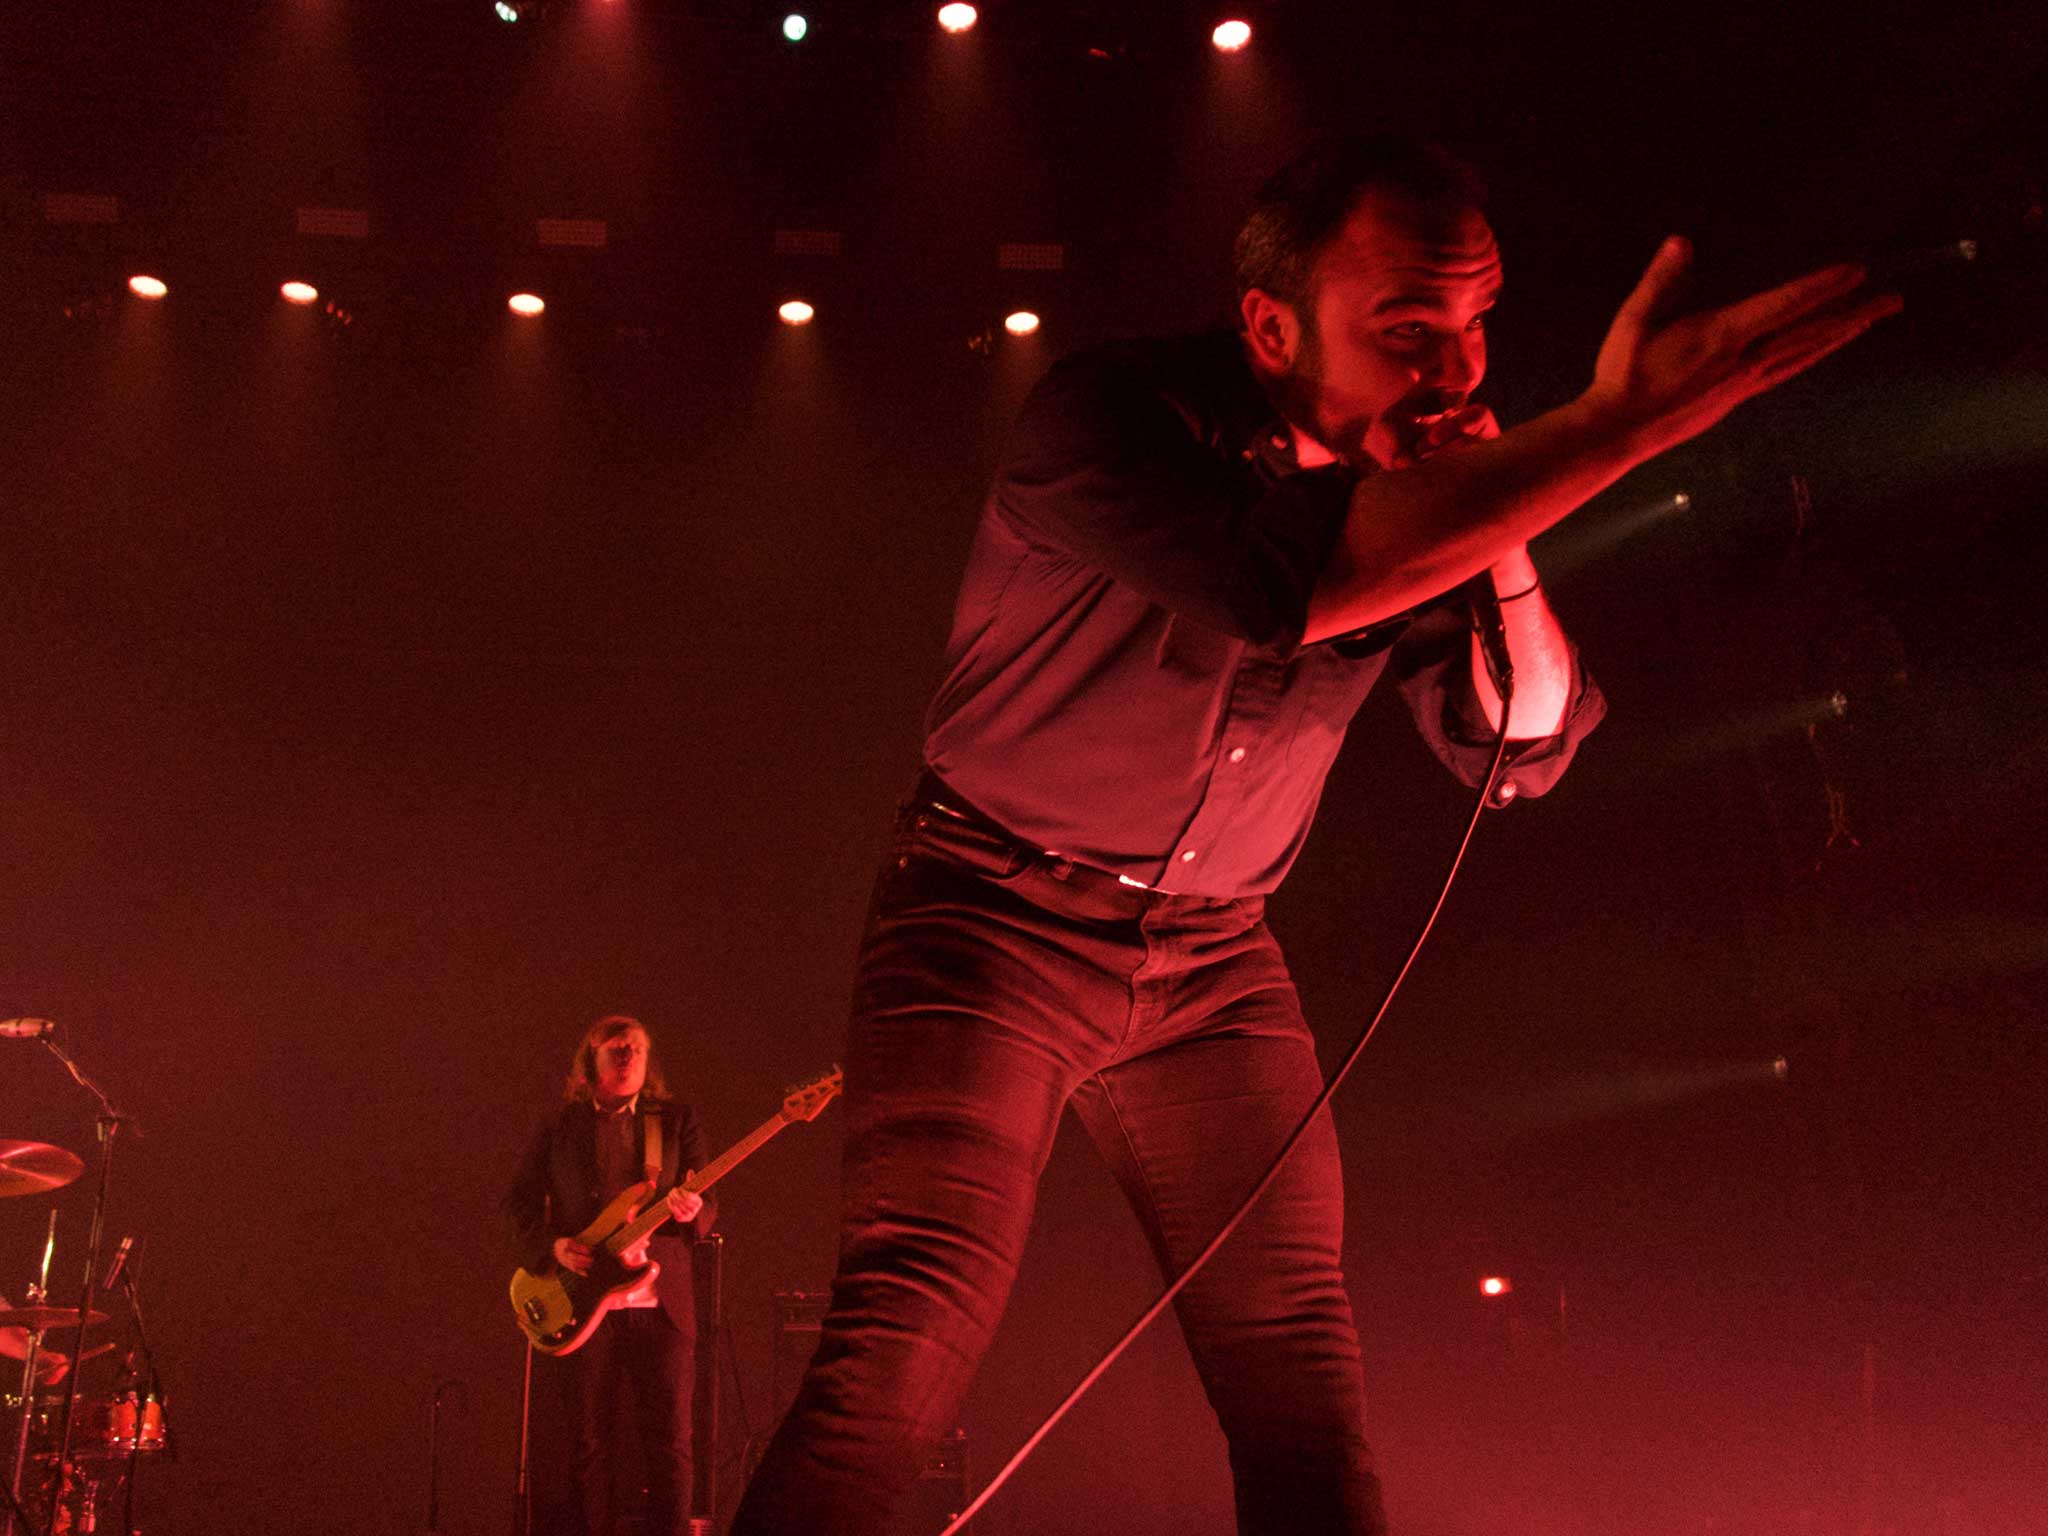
[937,653,1519,1536]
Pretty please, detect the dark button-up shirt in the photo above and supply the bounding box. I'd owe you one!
[922,330,1605,898]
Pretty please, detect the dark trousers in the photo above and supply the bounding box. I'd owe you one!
[561,1305,695,1536]
[732,786,1388,1536]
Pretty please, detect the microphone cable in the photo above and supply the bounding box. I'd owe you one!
[937,636,1518,1536]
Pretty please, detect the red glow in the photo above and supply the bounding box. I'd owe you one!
[1211,19,1252,51]
[280,281,319,306]
[128,275,168,300]
[937,3,977,33]
[507,292,546,318]
[1481,1275,1511,1297]
[1003,311,1041,337]
[778,299,816,326]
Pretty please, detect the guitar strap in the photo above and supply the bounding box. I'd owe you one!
[641,1109,663,1187]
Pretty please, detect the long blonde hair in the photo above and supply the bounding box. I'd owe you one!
[562,1014,673,1104]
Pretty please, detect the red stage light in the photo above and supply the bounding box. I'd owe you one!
[1003,311,1041,337]
[1211,19,1252,51]
[937,3,977,33]
[280,281,320,306]
[778,299,816,326]
[507,292,546,317]
[128,275,168,299]
[1481,1276,1511,1297]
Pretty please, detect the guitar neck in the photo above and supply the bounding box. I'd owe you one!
[607,1109,793,1253]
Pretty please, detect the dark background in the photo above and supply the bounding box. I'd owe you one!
[3,1,2044,1532]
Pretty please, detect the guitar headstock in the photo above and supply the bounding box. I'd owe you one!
[781,1067,844,1124]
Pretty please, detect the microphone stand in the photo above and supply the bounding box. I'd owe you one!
[3,1212,58,1536]
[118,1258,165,1536]
[511,1344,535,1536]
[37,1031,138,1536]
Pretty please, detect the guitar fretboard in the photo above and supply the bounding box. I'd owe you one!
[602,1109,793,1256]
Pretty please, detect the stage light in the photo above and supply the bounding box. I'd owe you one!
[937,3,977,34]
[1003,311,1041,337]
[280,281,319,306]
[778,299,816,326]
[782,12,808,40]
[1211,19,1252,51]
[508,292,545,317]
[127,275,168,299]
[495,1,520,20]
[1480,1276,1512,1298]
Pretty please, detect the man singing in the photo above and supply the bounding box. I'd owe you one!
[733,137,1897,1534]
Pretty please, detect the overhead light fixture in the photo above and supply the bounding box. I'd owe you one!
[1211,19,1252,51]
[778,299,816,326]
[508,292,545,317]
[937,4,978,34]
[1003,311,1041,337]
[782,13,808,41]
[128,275,168,299]
[495,2,520,22]
[280,281,320,306]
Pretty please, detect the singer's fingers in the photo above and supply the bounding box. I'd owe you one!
[1748,291,1901,384]
[1415,404,1499,458]
[1608,235,1694,339]
[1713,261,1869,346]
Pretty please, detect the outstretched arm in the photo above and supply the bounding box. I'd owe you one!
[1306,238,1901,642]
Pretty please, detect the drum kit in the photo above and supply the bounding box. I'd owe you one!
[1,1139,166,1536]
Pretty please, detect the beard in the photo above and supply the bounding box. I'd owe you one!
[1268,317,1388,470]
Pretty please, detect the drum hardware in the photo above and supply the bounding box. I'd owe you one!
[6,1026,139,1536]
[0,1315,105,1339]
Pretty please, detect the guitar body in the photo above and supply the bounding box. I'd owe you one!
[510,1182,664,1356]
[507,1068,843,1356]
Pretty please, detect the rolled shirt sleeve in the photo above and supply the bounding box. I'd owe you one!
[1386,589,1606,802]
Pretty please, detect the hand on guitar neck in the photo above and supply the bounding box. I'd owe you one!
[553,1176,704,1276]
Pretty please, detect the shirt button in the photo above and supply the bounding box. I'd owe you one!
[1180,849,1197,862]
[1228,747,1246,763]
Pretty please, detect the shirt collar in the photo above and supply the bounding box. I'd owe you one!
[1197,330,1331,485]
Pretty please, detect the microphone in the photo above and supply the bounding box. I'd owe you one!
[103,1235,136,1293]
[0,1017,57,1040]
[1468,584,1515,698]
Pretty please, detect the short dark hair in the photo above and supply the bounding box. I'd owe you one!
[1233,135,1488,308]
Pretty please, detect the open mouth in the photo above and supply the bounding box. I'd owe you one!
[1391,407,1454,457]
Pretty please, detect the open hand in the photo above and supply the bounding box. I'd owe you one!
[1587,236,1900,456]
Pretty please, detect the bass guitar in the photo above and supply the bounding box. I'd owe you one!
[509,1067,842,1355]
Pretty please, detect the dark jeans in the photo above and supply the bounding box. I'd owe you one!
[732,782,1387,1535]
[561,1305,695,1536]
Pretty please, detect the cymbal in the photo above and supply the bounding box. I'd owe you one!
[0,1140,84,1197]
[0,1306,108,1333]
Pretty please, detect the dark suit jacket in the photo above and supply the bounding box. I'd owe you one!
[503,1096,718,1333]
